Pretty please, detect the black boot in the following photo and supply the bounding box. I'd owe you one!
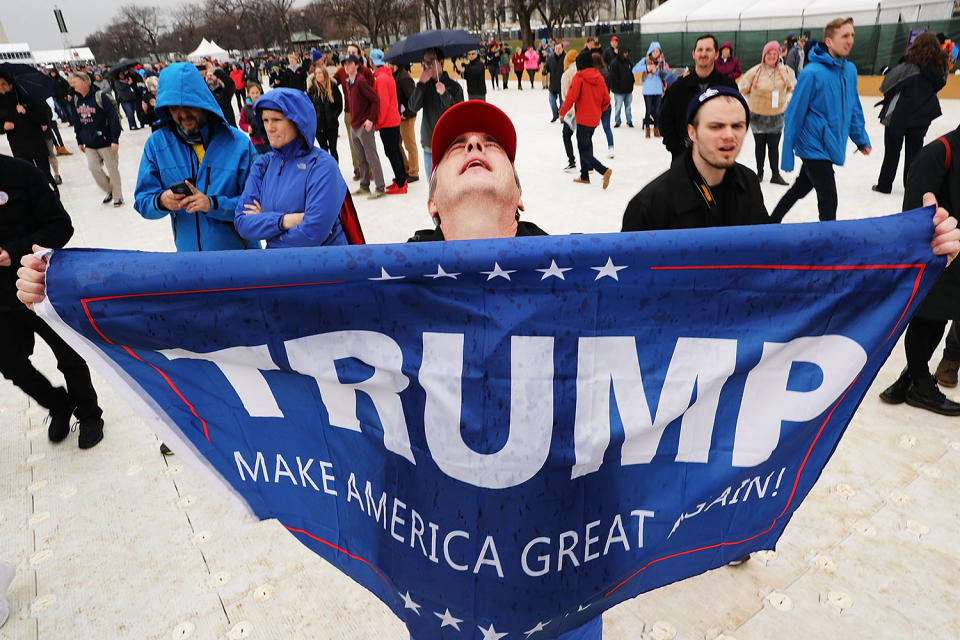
[78,417,104,449]
[905,374,960,416]
[47,389,73,443]
[879,368,910,404]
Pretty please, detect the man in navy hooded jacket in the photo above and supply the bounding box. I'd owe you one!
[770,17,871,223]
[134,62,258,251]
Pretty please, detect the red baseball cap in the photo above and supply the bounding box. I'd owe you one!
[431,100,517,165]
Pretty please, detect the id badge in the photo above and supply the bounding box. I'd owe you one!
[771,90,780,109]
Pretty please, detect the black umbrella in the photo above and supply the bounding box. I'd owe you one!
[108,58,139,77]
[0,62,53,102]
[385,29,481,65]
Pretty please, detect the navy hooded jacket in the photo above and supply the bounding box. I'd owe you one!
[234,88,347,248]
[134,62,257,251]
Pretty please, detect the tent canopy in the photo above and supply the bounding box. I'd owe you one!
[187,38,232,62]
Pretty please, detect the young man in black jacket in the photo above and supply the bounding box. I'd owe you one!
[659,35,738,160]
[0,154,104,448]
[456,49,487,102]
[622,87,768,231]
[544,41,566,122]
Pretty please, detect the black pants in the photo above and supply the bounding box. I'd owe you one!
[316,131,339,162]
[515,70,524,88]
[467,93,486,102]
[234,87,246,113]
[576,125,608,181]
[753,132,781,178]
[642,94,661,128]
[527,69,536,88]
[944,321,960,361]
[769,159,836,222]
[488,67,499,89]
[905,316,948,382]
[0,310,101,420]
[562,121,575,165]
[379,126,406,187]
[877,125,928,192]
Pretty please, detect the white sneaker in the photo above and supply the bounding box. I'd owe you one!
[608,146,615,159]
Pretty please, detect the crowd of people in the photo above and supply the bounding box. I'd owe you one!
[3,17,960,634]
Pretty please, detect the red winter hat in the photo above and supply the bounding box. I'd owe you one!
[431,100,517,164]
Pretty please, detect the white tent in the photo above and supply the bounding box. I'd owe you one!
[33,47,97,66]
[187,38,232,62]
[641,0,955,32]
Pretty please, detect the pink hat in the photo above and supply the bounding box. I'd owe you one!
[762,40,781,62]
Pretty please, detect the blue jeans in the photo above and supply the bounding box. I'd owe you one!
[576,124,608,181]
[600,106,614,147]
[120,101,138,130]
[612,92,633,126]
[643,94,661,128]
[423,150,433,177]
[549,90,561,119]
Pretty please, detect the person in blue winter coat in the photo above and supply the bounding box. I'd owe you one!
[134,62,258,251]
[770,17,871,222]
[234,88,347,248]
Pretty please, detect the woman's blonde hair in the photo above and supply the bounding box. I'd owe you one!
[308,63,334,103]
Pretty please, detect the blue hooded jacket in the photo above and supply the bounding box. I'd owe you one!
[134,62,257,251]
[638,41,665,95]
[234,88,347,248]
[781,44,870,172]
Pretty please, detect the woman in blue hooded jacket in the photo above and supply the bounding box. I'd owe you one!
[234,88,347,248]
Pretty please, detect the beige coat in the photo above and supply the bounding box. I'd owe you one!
[739,62,796,116]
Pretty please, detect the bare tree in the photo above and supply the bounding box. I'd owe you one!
[569,0,603,26]
[422,0,443,29]
[119,5,167,59]
[329,0,399,47]
[511,0,539,48]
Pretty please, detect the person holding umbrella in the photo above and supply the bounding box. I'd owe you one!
[0,69,57,191]
[408,48,463,177]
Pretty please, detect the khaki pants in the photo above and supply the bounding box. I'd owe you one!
[399,116,419,179]
[85,146,121,199]
[344,112,359,176]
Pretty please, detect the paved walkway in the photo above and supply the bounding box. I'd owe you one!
[2,90,959,639]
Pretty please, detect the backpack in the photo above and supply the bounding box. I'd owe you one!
[94,89,117,111]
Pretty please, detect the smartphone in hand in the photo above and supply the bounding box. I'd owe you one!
[169,181,191,195]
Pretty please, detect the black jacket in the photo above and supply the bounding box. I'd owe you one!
[408,73,464,151]
[0,91,52,160]
[309,83,343,144]
[280,66,308,91]
[621,151,770,231]
[544,51,566,93]
[609,54,635,94]
[880,62,946,130]
[0,154,73,310]
[659,68,738,156]
[408,219,547,242]
[457,57,487,96]
[394,67,416,120]
[905,127,960,320]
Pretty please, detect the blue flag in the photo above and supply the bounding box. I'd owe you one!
[38,210,942,639]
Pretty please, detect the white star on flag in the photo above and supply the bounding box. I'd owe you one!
[524,621,549,637]
[434,608,463,630]
[399,591,421,614]
[426,264,460,279]
[590,257,627,281]
[536,259,572,280]
[481,262,516,281]
[478,622,509,639]
[369,267,405,281]
[577,603,592,612]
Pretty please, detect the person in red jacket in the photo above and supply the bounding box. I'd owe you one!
[343,54,386,198]
[370,49,407,194]
[229,63,246,114]
[511,48,525,90]
[559,50,613,188]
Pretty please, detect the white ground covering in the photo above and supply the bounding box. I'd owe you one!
[2,83,960,639]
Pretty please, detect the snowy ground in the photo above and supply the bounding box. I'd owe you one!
[2,84,960,639]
